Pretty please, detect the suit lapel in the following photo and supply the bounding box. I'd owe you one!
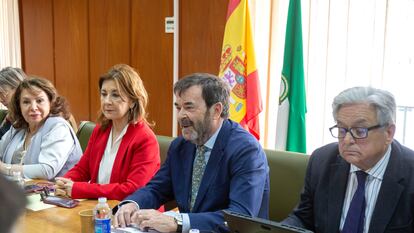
[90,126,111,182]
[368,143,405,233]
[327,157,350,233]
[110,124,134,182]
[192,120,231,212]
[180,142,197,212]
[192,142,225,211]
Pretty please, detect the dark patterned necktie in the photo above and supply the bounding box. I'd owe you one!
[190,145,206,211]
[342,170,368,233]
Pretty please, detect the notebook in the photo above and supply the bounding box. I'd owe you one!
[223,210,313,233]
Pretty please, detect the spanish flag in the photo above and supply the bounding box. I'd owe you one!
[218,0,262,140]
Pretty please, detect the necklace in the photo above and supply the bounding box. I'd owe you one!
[18,131,31,165]
[24,130,33,151]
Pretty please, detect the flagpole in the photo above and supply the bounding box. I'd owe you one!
[172,0,179,137]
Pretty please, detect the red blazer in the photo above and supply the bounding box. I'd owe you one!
[64,121,160,200]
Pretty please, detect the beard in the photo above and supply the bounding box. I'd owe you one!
[180,110,212,145]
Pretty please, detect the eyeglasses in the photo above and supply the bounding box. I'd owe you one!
[329,124,384,139]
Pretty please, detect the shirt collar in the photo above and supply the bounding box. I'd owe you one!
[110,124,129,144]
[350,144,392,180]
[202,121,223,151]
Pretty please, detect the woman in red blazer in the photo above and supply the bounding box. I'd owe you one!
[55,64,160,201]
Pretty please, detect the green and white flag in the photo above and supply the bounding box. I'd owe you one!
[275,0,307,153]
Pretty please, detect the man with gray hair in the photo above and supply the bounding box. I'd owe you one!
[283,87,414,233]
[0,67,27,139]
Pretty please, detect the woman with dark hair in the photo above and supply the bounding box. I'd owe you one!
[0,67,27,139]
[55,64,160,201]
[0,77,82,180]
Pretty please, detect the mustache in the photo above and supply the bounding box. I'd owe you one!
[179,118,193,127]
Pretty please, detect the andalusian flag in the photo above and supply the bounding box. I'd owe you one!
[275,0,307,153]
[218,0,262,140]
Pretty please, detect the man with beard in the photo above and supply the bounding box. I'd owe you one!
[113,73,269,233]
[282,87,414,233]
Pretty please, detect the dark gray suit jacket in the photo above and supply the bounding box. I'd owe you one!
[283,140,414,233]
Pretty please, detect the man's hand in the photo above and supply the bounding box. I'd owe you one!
[54,177,73,197]
[113,203,139,228]
[131,209,177,233]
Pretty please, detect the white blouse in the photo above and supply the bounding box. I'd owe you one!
[97,124,129,184]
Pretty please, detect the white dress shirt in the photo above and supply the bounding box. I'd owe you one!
[339,145,392,233]
[97,124,128,184]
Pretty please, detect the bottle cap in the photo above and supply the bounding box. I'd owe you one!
[98,197,107,203]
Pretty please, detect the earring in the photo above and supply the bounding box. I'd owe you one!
[128,106,134,121]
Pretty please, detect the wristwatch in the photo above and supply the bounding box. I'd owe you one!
[174,214,183,233]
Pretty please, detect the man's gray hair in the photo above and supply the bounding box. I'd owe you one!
[0,67,26,90]
[332,86,396,125]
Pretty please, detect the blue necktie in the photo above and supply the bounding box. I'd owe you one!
[342,171,368,233]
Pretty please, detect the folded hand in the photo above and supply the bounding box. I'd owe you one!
[54,177,73,197]
[132,209,177,233]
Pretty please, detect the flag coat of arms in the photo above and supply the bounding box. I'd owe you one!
[218,0,262,140]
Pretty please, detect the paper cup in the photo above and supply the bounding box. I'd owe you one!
[79,209,94,233]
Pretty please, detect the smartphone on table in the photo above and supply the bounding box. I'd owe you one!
[24,181,55,194]
[42,195,79,208]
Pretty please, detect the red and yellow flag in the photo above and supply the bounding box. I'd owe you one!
[218,0,262,140]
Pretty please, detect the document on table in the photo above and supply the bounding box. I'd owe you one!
[111,227,159,233]
[26,193,86,211]
[26,193,55,211]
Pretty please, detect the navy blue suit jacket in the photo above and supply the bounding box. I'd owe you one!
[283,140,414,233]
[124,120,270,232]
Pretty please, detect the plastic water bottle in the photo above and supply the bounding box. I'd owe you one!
[11,171,24,188]
[94,197,111,233]
[189,229,200,233]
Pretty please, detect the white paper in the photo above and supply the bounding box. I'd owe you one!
[26,193,55,211]
[111,226,159,233]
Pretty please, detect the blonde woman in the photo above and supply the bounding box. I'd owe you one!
[56,64,161,201]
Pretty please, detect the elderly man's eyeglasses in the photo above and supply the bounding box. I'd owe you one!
[329,124,384,139]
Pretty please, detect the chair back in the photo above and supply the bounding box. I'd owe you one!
[155,135,176,210]
[265,149,309,221]
[76,121,96,152]
[156,135,174,164]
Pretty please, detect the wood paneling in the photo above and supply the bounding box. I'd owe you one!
[89,0,131,121]
[53,0,90,121]
[179,0,227,76]
[131,0,174,136]
[19,0,227,136]
[20,0,54,81]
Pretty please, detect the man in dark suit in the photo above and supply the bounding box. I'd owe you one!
[113,73,269,233]
[283,86,414,233]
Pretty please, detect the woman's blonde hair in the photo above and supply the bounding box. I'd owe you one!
[97,64,151,130]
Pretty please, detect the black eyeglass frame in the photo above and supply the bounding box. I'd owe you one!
[329,124,384,139]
